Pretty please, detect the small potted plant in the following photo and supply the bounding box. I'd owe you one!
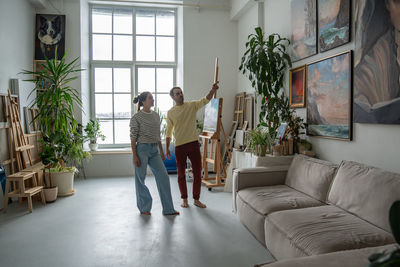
[84,119,105,151]
[246,127,273,157]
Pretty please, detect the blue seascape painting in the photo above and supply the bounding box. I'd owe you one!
[306,52,352,140]
[318,0,350,52]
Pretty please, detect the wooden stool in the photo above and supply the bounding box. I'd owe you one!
[3,171,45,213]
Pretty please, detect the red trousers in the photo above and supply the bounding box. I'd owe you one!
[175,141,202,200]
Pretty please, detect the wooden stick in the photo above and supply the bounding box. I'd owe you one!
[213,57,218,98]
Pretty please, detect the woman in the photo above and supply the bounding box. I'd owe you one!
[130,91,179,216]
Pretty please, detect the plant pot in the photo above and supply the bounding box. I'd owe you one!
[89,142,98,151]
[43,186,58,203]
[258,145,268,157]
[49,170,75,196]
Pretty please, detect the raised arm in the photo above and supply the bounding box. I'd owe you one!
[205,82,219,100]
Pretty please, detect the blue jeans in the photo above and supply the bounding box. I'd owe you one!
[134,143,176,214]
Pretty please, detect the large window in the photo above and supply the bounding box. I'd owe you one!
[90,6,176,146]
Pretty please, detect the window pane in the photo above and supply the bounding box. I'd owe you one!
[92,34,112,60]
[156,94,173,113]
[138,68,155,93]
[156,10,175,36]
[136,9,155,35]
[92,7,112,33]
[114,8,132,34]
[115,120,130,144]
[156,37,174,61]
[95,68,112,92]
[156,68,173,93]
[98,120,113,144]
[114,94,131,118]
[136,36,155,61]
[114,68,131,92]
[113,35,132,61]
[95,94,113,118]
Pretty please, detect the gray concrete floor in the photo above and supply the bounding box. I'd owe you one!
[0,176,274,267]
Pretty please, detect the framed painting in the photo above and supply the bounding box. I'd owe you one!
[354,0,400,124]
[318,0,351,52]
[289,66,306,108]
[35,14,66,60]
[306,51,352,140]
[290,0,317,61]
[203,98,222,133]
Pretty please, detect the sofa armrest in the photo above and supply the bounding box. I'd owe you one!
[232,166,289,213]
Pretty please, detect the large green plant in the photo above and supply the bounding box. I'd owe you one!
[239,27,292,139]
[369,201,400,266]
[22,50,89,170]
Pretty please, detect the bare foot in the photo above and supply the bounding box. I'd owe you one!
[165,211,180,216]
[141,211,151,215]
[181,199,189,208]
[194,200,206,208]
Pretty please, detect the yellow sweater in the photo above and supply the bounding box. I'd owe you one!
[166,97,210,146]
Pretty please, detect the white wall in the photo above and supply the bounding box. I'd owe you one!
[235,0,400,174]
[0,0,36,129]
[236,2,259,95]
[182,5,237,131]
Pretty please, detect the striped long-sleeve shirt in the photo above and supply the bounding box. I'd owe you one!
[129,110,161,143]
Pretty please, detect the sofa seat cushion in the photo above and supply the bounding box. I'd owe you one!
[237,185,325,216]
[257,244,398,267]
[265,205,395,260]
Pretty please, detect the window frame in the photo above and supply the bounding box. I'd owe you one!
[89,4,178,148]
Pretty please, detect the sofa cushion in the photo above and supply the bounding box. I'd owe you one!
[264,205,395,260]
[236,194,268,245]
[328,160,400,232]
[285,155,338,202]
[256,244,398,267]
[237,185,325,216]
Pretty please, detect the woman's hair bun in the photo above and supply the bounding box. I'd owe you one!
[133,96,139,104]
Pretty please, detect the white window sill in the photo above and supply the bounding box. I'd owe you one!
[88,148,132,155]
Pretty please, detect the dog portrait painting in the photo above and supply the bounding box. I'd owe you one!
[35,14,65,60]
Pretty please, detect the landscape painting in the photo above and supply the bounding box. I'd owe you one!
[203,98,221,133]
[318,0,350,52]
[306,51,352,140]
[290,0,317,61]
[354,0,400,124]
[290,66,306,108]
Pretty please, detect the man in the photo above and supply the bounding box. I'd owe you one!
[165,82,219,208]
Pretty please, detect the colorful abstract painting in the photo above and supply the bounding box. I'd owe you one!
[318,0,350,52]
[306,51,352,140]
[290,66,306,108]
[354,0,400,124]
[290,0,317,61]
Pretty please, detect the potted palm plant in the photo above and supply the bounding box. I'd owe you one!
[22,50,90,196]
[239,27,292,139]
[84,119,105,151]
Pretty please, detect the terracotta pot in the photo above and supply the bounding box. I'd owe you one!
[43,186,58,203]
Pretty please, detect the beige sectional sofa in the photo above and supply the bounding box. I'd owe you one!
[233,154,400,265]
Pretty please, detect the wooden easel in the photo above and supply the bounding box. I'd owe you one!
[200,58,232,190]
